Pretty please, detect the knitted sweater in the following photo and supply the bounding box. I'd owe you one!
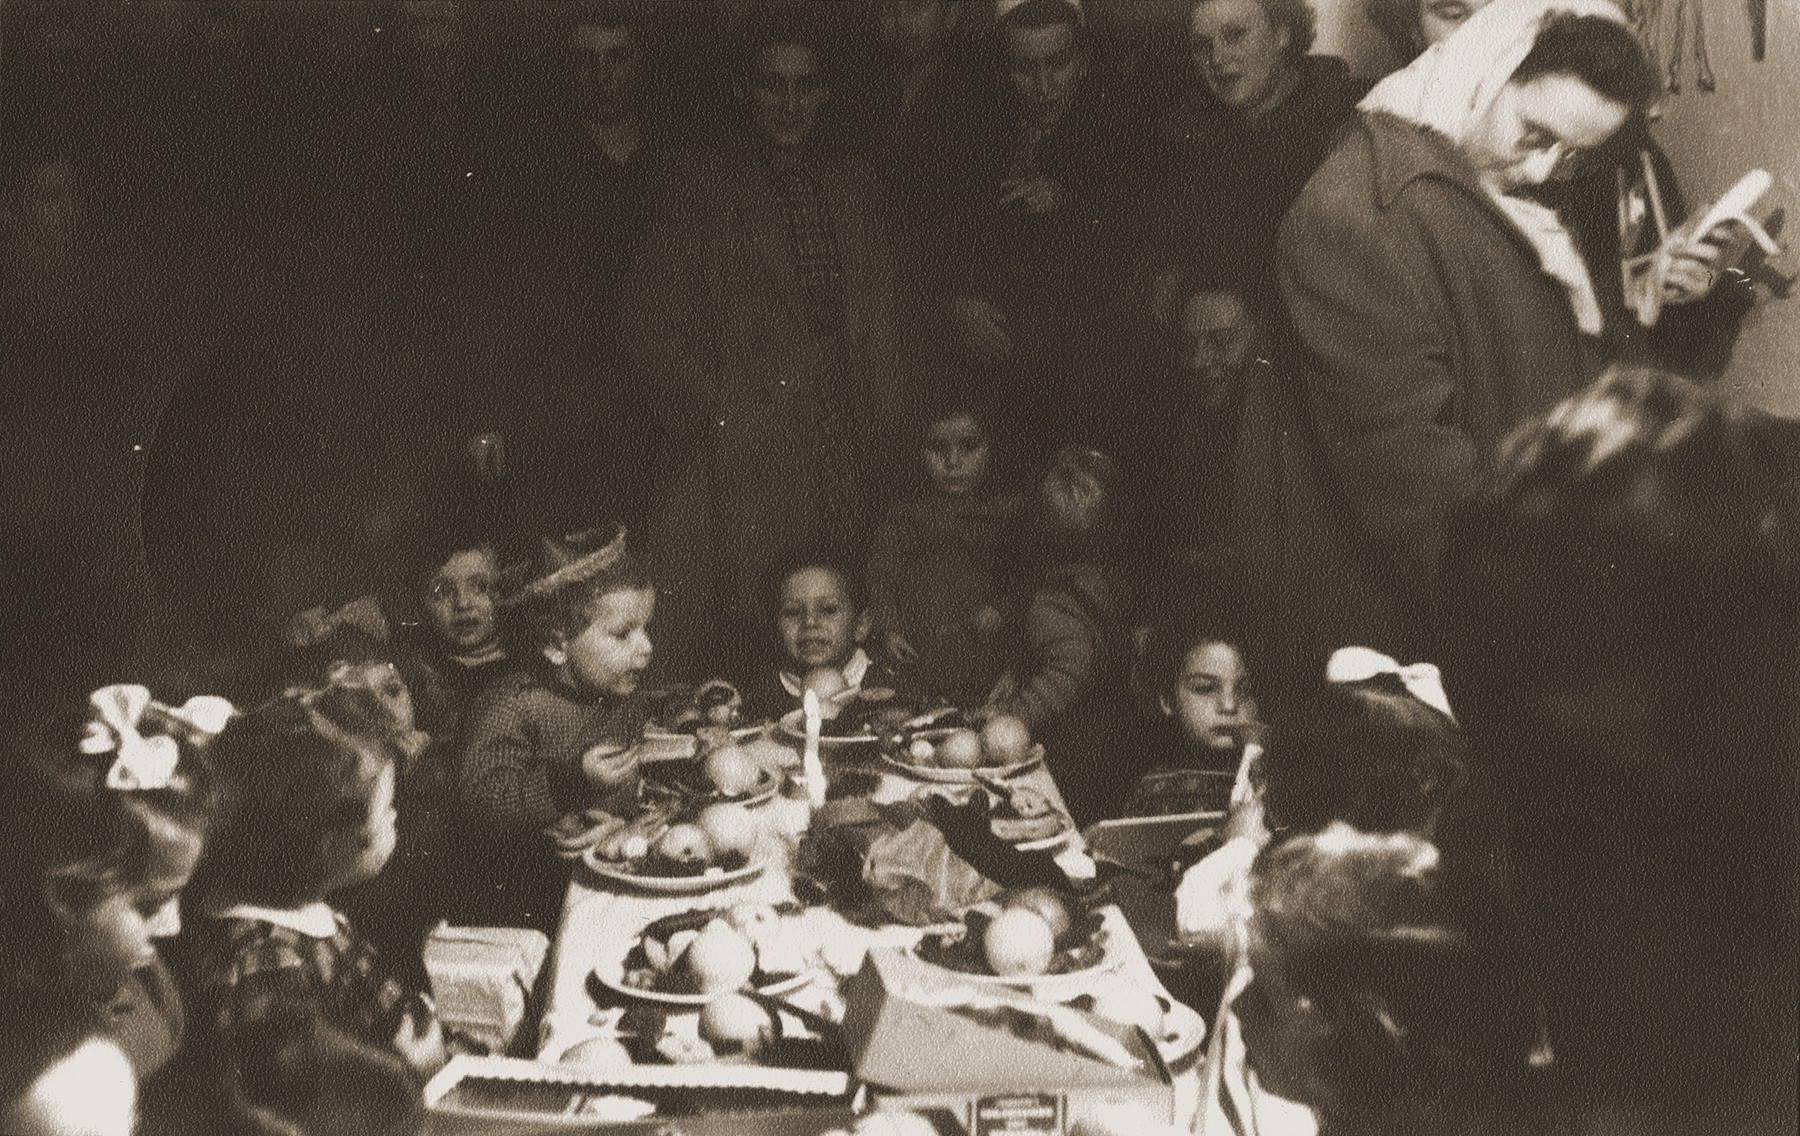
[455,666,646,838]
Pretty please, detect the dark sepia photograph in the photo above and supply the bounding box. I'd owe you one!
[1,1,1794,1133]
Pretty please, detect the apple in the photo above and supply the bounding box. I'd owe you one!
[980,715,1032,765]
[937,728,983,769]
[1002,886,1075,941]
[704,745,763,797]
[654,823,714,865]
[983,907,1055,977]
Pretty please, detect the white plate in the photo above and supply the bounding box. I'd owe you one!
[1011,822,1075,852]
[880,744,1045,784]
[580,848,769,894]
[707,768,783,808]
[778,709,879,748]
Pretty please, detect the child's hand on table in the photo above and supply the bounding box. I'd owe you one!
[581,741,640,789]
[392,996,449,1076]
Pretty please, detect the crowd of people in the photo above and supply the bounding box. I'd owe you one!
[3,1,1794,1135]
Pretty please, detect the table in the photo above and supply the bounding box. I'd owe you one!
[534,739,1204,1125]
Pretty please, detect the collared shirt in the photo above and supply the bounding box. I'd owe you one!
[191,903,415,1053]
[780,648,875,697]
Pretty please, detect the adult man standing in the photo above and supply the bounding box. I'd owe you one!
[941,0,1140,462]
[624,4,901,677]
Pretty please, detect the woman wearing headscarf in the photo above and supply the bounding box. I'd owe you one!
[1243,0,1660,678]
[1364,0,1752,375]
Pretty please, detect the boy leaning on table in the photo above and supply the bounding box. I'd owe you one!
[450,526,656,934]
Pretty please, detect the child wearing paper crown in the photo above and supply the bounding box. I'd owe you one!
[1,686,227,1099]
[452,526,654,930]
[172,682,441,1136]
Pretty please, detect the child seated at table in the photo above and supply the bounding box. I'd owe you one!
[454,526,654,930]
[174,682,444,1135]
[1214,824,1549,1136]
[334,528,512,975]
[983,446,1135,827]
[1,686,223,1098]
[739,552,902,724]
[865,394,1023,705]
[1122,604,1262,818]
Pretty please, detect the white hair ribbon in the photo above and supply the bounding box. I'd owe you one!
[1326,646,1458,724]
[79,684,236,791]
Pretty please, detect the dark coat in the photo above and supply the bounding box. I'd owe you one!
[623,141,901,676]
[1144,55,1365,309]
[1255,111,1604,672]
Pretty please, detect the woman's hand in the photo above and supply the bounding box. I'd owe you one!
[948,296,1015,363]
[1658,223,1733,305]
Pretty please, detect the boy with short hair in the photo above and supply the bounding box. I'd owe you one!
[452,527,655,930]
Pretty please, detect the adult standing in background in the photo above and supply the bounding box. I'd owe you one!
[1258,0,1660,677]
[1137,0,1364,330]
[624,3,901,679]
[941,0,1143,463]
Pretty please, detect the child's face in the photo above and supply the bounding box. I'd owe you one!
[923,413,992,497]
[555,587,656,697]
[778,568,869,672]
[61,822,202,995]
[1162,640,1258,755]
[1179,290,1258,410]
[424,547,500,656]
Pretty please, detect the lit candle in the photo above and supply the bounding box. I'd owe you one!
[802,689,826,809]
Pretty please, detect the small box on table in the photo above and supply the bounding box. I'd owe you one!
[839,945,1176,1135]
[424,926,550,1055]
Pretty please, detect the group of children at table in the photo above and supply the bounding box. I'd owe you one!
[2,389,1522,1136]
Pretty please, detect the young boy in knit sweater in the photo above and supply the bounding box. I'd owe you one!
[453,528,653,930]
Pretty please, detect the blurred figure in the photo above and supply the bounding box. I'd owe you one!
[1442,368,1800,1133]
[1230,825,1551,1136]
[941,0,1143,463]
[624,3,901,678]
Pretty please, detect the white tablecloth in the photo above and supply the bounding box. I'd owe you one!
[536,749,1203,1126]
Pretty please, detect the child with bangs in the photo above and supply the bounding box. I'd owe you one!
[453,526,655,930]
[866,391,1023,704]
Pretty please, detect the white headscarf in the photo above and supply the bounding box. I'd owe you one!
[1360,0,1634,335]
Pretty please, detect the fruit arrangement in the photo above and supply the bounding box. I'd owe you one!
[617,903,812,1000]
[883,714,1040,775]
[914,887,1105,981]
[573,760,776,881]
